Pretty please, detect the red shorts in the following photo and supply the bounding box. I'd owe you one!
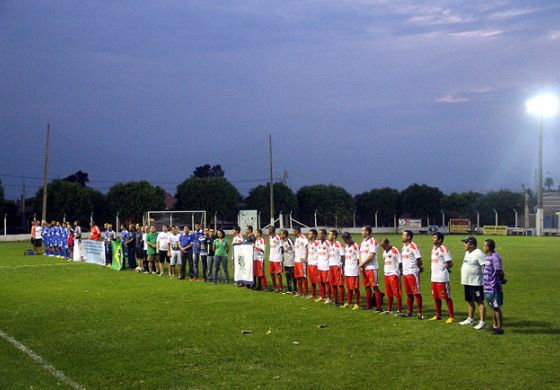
[318,270,330,283]
[345,276,359,290]
[329,266,344,286]
[294,262,307,278]
[269,262,282,275]
[253,259,264,277]
[384,275,401,298]
[403,273,421,295]
[431,282,452,300]
[361,269,379,287]
[308,265,319,284]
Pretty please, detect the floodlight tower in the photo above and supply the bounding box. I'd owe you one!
[526,94,559,236]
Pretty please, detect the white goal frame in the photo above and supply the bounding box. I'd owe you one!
[145,210,207,230]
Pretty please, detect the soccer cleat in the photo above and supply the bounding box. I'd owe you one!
[459,318,475,326]
[417,314,424,320]
[324,298,332,304]
[380,310,391,315]
[352,304,360,311]
[305,295,314,300]
[374,308,383,313]
[473,321,486,330]
[394,311,404,317]
[405,312,414,318]
[341,303,350,309]
[492,328,504,335]
[314,297,323,302]
[428,315,442,321]
[445,317,455,324]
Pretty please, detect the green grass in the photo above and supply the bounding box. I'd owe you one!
[1,235,559,389]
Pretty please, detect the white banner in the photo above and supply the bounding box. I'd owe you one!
[234,244,254,283]
[81,240,106,266]
[238,210,258,233]
[73,240,83,261]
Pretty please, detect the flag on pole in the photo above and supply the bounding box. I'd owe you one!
[111,240,124,270]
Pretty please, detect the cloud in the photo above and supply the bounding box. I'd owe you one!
[450,29,503,38]
[436,94,470,104]
[489,7,539,20]
[549,30,560,40]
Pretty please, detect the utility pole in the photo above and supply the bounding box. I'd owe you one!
[41,124,50,222]
[269,133,275,227]
[21,181,26,227]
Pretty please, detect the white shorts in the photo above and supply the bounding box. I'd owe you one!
[170,251,182,265]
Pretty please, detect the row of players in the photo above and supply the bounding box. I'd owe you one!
[30,220,80,258]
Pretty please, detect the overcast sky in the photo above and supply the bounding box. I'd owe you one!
[1,0,559,200]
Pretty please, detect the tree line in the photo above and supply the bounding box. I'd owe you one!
[0,165,533,228]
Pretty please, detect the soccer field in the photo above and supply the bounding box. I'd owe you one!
[1,235,559,389]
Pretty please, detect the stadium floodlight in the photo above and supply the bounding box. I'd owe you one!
[526,93,559,236]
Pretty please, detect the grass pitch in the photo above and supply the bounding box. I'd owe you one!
[0,235,559,389]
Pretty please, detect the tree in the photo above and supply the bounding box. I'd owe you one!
[475,190,523,226]
[106,181,166,223]
[400,183,444,222]
[441,192,483,221]
[355,187,400,227]
[545,177,554,191]
[33,179,106,223]
[63,170,89,187]
[175,177,240,221]
[297,185,354,227]
[245,183,298,223]
[192,164,225,178]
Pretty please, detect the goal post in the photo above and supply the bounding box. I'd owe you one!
[145,210,207,230]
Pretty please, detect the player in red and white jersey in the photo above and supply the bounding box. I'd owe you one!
[327,230,345,305]
[401,230,424,319]
[429,232,455,323]
[268,226,284,292]
[292,227,309,297]
[305,229,319,299]
[359,226,382,311]
[341,232,360,310]
[253,228,267,290]
[381,238,403,316]
[315,229,331,302]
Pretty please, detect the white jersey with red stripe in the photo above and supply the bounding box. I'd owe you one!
[307,240,319,266]
[294,234,308,263]
[344,242,360,277]
[233,233,244,245]
[383,246,402,277]
[269,234,283,263]
[328,240,344,267]
[254,238,266,261]
[431,244,452,282]
[317,240,331,271]
[401,241,421,275]
[360,237,378,270]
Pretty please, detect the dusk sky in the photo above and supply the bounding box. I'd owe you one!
[1,0,559,200]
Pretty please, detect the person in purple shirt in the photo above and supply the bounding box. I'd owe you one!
[483,239,506,335]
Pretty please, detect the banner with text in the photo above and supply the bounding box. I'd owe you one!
[398,218,422,233]
[234,244,254,284]
[483,225,508,236]
[449,219,471,234]
[81,240,105,266]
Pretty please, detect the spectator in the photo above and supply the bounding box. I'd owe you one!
[146,225,158,274]
[156,225,171,276]
[90,221,101,241]
[206,228,216,282]
[135,225,147,272]
[178,225,193,280]
[192,223,203,280]
[199,227,210,282]
[125,224,137,270]
[168,226,181,279]
[213,229,230,284]
[459,236,487,330]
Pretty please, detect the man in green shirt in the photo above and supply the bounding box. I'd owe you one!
[146,225,158,274]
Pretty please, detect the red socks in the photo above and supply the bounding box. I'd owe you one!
[339,286,345,304]
[348,290,353,305]
[355,290,360,306]
[435,299,442,317]
[407,294,414,313]
[446,299,454,318]
[396,295,402,312]
[312,283,317,298]
[277,274,283,289]
[415,294,422,314]
[332,286,339,303]
[366,289,372,309]
[319,283,325,299]
[374,290,382,310]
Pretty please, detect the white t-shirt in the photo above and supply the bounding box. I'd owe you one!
[232,233,244,245]
[254,238,266,261]
[461,248,486,286]
[307,240,319,266]
[156,231,170,251]
[269,234,282,263]
[431,245,452,282]
[169,233,180,252]
[294,235,308,263]
[344,243,360,277]
[34,226,42,239]
[401,241,421,275]
[360,237,378,270]
[317,240,331,271]
[143,233,148,250]
[383,246,402,277]
[328,240,344,267]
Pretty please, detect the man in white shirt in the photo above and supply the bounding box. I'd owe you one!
[459,237,487,330]
[268,226,284,292]
[156,225,171,276]
[168,226,181,278]
[293,227,309,297]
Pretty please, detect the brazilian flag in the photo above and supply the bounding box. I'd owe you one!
[111,240,124,270]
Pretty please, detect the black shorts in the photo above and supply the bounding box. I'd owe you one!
[136,248,146,259]
[464,285,484,303]
[33,238,42,247]
[158,250,170,263]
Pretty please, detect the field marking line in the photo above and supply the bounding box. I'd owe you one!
[0,329,85,390]
[0,263,75,269]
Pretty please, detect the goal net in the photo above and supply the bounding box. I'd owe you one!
[145,210,207,231]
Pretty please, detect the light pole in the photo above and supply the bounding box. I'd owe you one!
[526,94,559,236]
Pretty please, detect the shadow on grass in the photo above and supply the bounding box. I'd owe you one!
[506,319,560,335]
